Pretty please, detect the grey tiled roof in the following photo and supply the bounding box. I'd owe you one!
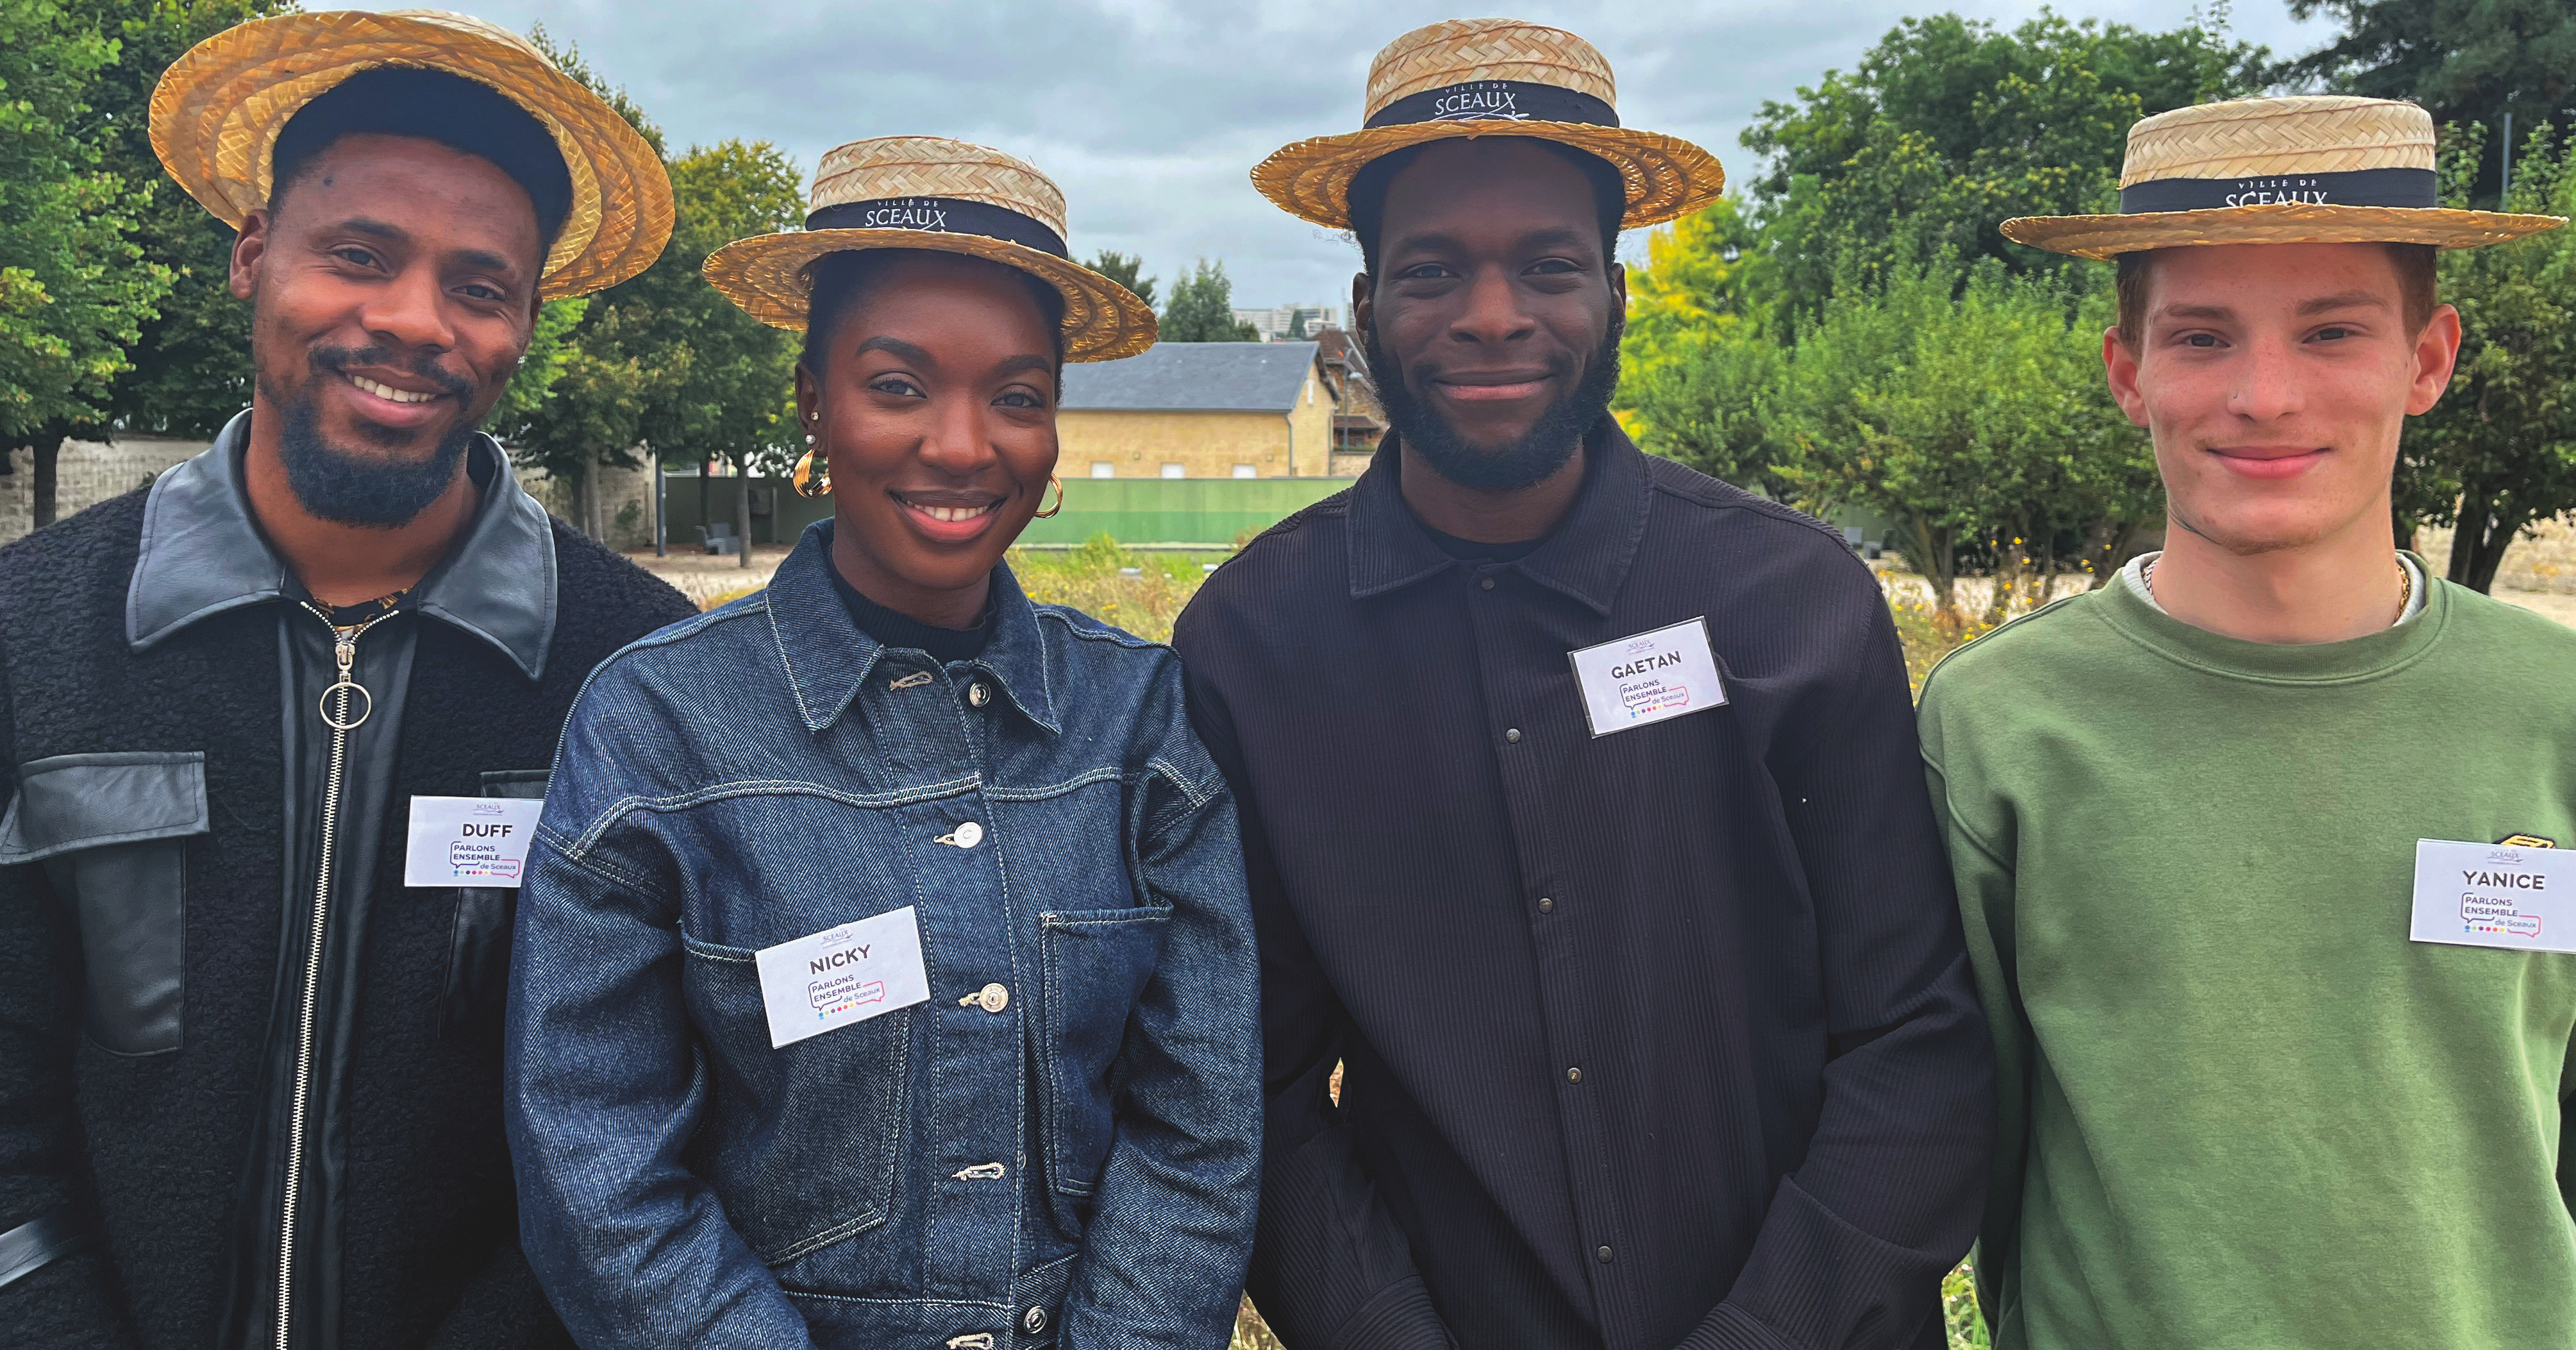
[1060,341,1318,412]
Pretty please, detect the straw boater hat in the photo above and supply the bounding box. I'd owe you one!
[1253,18,1725,232]
[149,9,673,300]
[703,137,1157,362]
[2003,95,2566,260]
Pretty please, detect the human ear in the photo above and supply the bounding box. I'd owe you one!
[2405,303,2463,417]
[231,208,272,301]
[794,362,822,436]
[2103,326,2149,428]
[1350,271,1371,341]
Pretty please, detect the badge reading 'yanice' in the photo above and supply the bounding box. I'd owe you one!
[1567,618,1728,738]
[403,795,542,888]
[2409,839,2576,955]
[753,906,931,1049]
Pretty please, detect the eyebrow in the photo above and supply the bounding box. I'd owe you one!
[339,217,409,244]
[994,353,1055,379]
[854,335,935,366]
[1388,226,1595,257]
[2296,289,2392,316]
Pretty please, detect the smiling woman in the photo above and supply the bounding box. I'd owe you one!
[507,135,1266,1350]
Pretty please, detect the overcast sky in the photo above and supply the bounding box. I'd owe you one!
[357,0,2339,305]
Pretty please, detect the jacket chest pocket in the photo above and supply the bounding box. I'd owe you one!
[439,768,549,1043]
[0,752,210,1056]
[1036,904,1171,1211]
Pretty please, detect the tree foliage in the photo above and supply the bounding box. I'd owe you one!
[2395,121,2576,591]
[1085,249,1156,309]
[0,0,174,460]
[1159,258,1259,342]
[2284,0,2576,201]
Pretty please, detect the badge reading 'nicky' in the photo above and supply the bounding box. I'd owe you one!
[753,906,931,1049]
[2409,839,2576,954]
[403,795,541,888]
[1566,618,1728,738]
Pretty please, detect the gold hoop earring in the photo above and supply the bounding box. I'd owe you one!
[1032,475,1065,518]
[790,443,832,498]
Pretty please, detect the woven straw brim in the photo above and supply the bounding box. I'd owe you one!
[1253,121,1725,231]
[2004,202,2565,260]
[149,11,673,299]
[703,230,1158,362]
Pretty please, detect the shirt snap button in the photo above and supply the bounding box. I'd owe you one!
[1597,1245,1614,1263]
[1479,577,1496,591]
[1022,1306,1048,1335]
[976,982,1010,1013]
[1505,728,1522,744]
[939,821,984,849]
[967,680,992,707]
[1538,897,1554,914]
[1566,1067,1582,1083]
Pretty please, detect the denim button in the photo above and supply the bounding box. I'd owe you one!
[976,983,1010,1013]
[967,680,992,707]
[1022,1306,1048,1335]
[938,821,983,849]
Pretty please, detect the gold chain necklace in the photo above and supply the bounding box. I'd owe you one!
[2143,555,2413,628]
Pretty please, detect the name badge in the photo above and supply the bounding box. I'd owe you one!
[1567,618,1728,737]
[403,795,542,888]
[754,907,932,1049]
[2409,838,2575,954]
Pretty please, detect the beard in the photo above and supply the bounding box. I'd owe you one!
[261,345,479,528]
[1366,319,1622,493]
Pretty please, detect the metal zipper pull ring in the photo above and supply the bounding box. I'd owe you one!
[319,682,372,731]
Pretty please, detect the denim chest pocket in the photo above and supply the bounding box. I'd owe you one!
[0,752,210,1056]
[1037,904,1172,1208]
[678,932,912,1265]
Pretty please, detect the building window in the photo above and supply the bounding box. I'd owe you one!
[1090,461,1116,478]
[1160,464,1187,479]
[1231,464,1257,478]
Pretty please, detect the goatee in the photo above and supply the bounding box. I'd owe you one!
[262,346,478,528]
[1366,321,1622,493]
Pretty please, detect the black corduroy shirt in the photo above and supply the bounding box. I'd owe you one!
[1172,425,1991,1350]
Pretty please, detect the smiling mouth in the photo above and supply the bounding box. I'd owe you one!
[893,494,1000,525]
[347,375,440,405]
[1434,373,1555,403]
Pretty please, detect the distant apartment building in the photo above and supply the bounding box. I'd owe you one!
[1231,303,1345,342]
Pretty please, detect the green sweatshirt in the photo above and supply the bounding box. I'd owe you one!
[1917,566,2576,1350]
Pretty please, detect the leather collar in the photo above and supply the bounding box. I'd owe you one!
[125,410,560,680]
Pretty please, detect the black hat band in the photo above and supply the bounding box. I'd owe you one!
[1364,79,1619,131]
[2119,167,2438,215]
[805,196,1068,259]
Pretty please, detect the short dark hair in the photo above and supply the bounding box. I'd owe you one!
[2113,242,2438,350]
[270,67,573,249]
[799,248,1067,381]
[1347,138,1627,278]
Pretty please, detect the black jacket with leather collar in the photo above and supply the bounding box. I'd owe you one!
[0,414,694,1349]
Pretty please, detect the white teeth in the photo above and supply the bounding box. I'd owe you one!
[350,375,436,405]
[913,502,995,524]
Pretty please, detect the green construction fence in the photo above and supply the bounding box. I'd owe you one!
[658,473,1359,551]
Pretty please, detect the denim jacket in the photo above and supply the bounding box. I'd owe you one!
[505,525,1260,1350]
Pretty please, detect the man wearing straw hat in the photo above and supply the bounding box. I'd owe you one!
[1919,95,2576,1348]
[1176,19,1991,1350]
[0,11,689,1347]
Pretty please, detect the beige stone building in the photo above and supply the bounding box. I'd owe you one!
[1057,339,1382,480]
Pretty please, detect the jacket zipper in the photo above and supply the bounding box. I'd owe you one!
[277,602,398,1350]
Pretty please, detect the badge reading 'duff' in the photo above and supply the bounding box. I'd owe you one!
[1566,618,1729,738]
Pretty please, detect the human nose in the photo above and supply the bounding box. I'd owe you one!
[918,391,999,477]
[2227,333,2305,423]
[1449,265,1536,346]
[360,263,456,354]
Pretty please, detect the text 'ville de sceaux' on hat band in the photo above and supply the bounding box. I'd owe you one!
[1363,79,1618,130]
[799,196,1069,260]
[2118,167,2437,214]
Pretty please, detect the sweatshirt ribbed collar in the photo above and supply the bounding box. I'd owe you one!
[2089,549,2449,685]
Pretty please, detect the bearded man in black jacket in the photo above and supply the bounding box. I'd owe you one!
[0,13,690,1349]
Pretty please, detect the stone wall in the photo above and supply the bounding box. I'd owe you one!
[0,436,212,541]
[514,458,657,551]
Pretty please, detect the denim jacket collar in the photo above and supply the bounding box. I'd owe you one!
[765,521,1060,737]
[1344,416,1652,618]
[125,410,560,679]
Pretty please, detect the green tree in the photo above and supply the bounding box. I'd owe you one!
[2396,121,2576,592]
[1085,249,1155,308]
[1159,258,1259,341]
[2284,0,2576,201]
[1615,198,1801,496]
[0,0,173,527]
[1742,10,2267,317]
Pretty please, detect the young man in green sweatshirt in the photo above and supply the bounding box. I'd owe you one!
[1919,94,2576,1350]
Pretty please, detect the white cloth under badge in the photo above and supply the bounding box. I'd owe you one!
[755,906,932,1048]
[2409,838,2575,954]
[403,795,542,888]
[1567,618,1728,737]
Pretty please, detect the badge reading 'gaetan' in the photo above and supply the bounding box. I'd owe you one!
[1566,618,1729,738]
